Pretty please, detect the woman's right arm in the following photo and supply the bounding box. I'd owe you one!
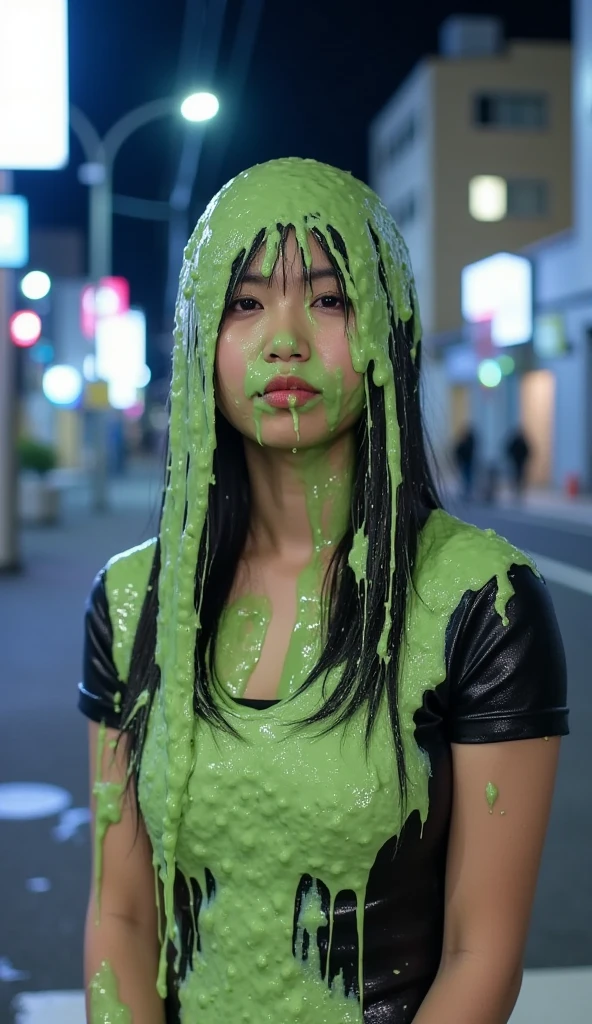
[85,721,166,1024]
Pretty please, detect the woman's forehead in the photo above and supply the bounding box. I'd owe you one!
[247,230,333,279]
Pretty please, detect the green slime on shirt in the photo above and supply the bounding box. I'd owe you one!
[89,158,538,1022]
[93,513,536,1023]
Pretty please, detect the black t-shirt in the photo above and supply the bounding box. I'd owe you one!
[79,555,568,1023]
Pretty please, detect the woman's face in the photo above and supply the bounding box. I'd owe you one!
[215,231,365,450]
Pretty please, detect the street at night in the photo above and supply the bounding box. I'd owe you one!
[1,0,592,1021]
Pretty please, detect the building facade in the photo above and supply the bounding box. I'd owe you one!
[525,0,592,491]
[369,18,572,474]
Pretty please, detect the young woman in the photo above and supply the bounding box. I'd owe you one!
[79,157,568,1024]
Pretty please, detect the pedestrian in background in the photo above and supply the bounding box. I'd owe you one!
[453,426,477,501]
[506,429,531,499]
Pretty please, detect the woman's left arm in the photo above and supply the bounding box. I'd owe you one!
[414,735,561,1024]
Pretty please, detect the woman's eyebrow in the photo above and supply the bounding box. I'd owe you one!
[239,268,338,285]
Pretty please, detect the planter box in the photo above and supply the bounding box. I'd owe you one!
[18,473,61,526]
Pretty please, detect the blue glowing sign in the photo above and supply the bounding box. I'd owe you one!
[0,196,29,268]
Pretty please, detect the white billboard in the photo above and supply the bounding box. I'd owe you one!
[461,252,533,347]
[0,0,69,169]
[96,309,148,410]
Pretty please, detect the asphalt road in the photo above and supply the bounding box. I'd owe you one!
[0,484,590,1022]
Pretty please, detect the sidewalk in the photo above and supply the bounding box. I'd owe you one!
[0,463,163,1024]
[442,478,592,529]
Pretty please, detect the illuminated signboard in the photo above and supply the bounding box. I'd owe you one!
[461,252,533,347]
[80,278,130,339]
[96,308,148,410]
[0,0,69,169]
[0,196,28,268]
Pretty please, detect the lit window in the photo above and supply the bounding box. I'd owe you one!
[474,93,548,129]
[469,176,507,221]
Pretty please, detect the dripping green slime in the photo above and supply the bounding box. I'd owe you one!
[90,158,536,1022]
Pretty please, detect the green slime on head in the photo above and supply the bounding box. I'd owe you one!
[154,158,420,988]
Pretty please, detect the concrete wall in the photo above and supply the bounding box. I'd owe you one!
[573,0,592,256]
[433,42,572,335]
[528,0,592,489]
[369,64,436,334]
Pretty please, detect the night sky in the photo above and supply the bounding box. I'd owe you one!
[14,0,570,377]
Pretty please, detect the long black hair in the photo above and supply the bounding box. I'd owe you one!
[121,223,441,810]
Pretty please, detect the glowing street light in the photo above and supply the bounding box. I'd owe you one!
[21,270,51,300]
[42,364,83,407]
[181,92,219,123]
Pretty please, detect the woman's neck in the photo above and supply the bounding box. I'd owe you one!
[244,432,356,564]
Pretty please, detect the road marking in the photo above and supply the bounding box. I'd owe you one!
[0,784,71,821]
[12,991,85,1023]
[10,969,592,1022]
[530,552,592,596]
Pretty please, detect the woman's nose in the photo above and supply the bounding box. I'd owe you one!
[264,331,310,362]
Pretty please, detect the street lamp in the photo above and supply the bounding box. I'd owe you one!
[69,92,219,509]
[180,91,220,123]
[71,93,219,283]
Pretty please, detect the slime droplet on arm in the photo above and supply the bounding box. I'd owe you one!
[485,781,499,814]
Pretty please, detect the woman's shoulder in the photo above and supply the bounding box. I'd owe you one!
[103,534,157,602]
[101,537,157,608]
[105,536,158,583]
[418,508,534,595]
[93,538,157,679]
[88,538,157,618]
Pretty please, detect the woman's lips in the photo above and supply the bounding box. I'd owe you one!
[261,377,320,409]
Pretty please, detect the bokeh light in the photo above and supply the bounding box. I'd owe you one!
[477,359,502,388]
[10,310,42,347]
[42,365,83,407]
[21,270,51,300]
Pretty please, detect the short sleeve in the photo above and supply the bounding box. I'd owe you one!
[78,569,122,729]
[446,564,569,743]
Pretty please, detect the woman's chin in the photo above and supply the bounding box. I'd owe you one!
[245,421,354,452]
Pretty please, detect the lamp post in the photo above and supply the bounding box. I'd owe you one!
[0,171,18,571]
[70,92,219,510]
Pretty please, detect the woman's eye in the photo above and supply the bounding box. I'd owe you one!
[312,294,343,310]
[231,297,261,312]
